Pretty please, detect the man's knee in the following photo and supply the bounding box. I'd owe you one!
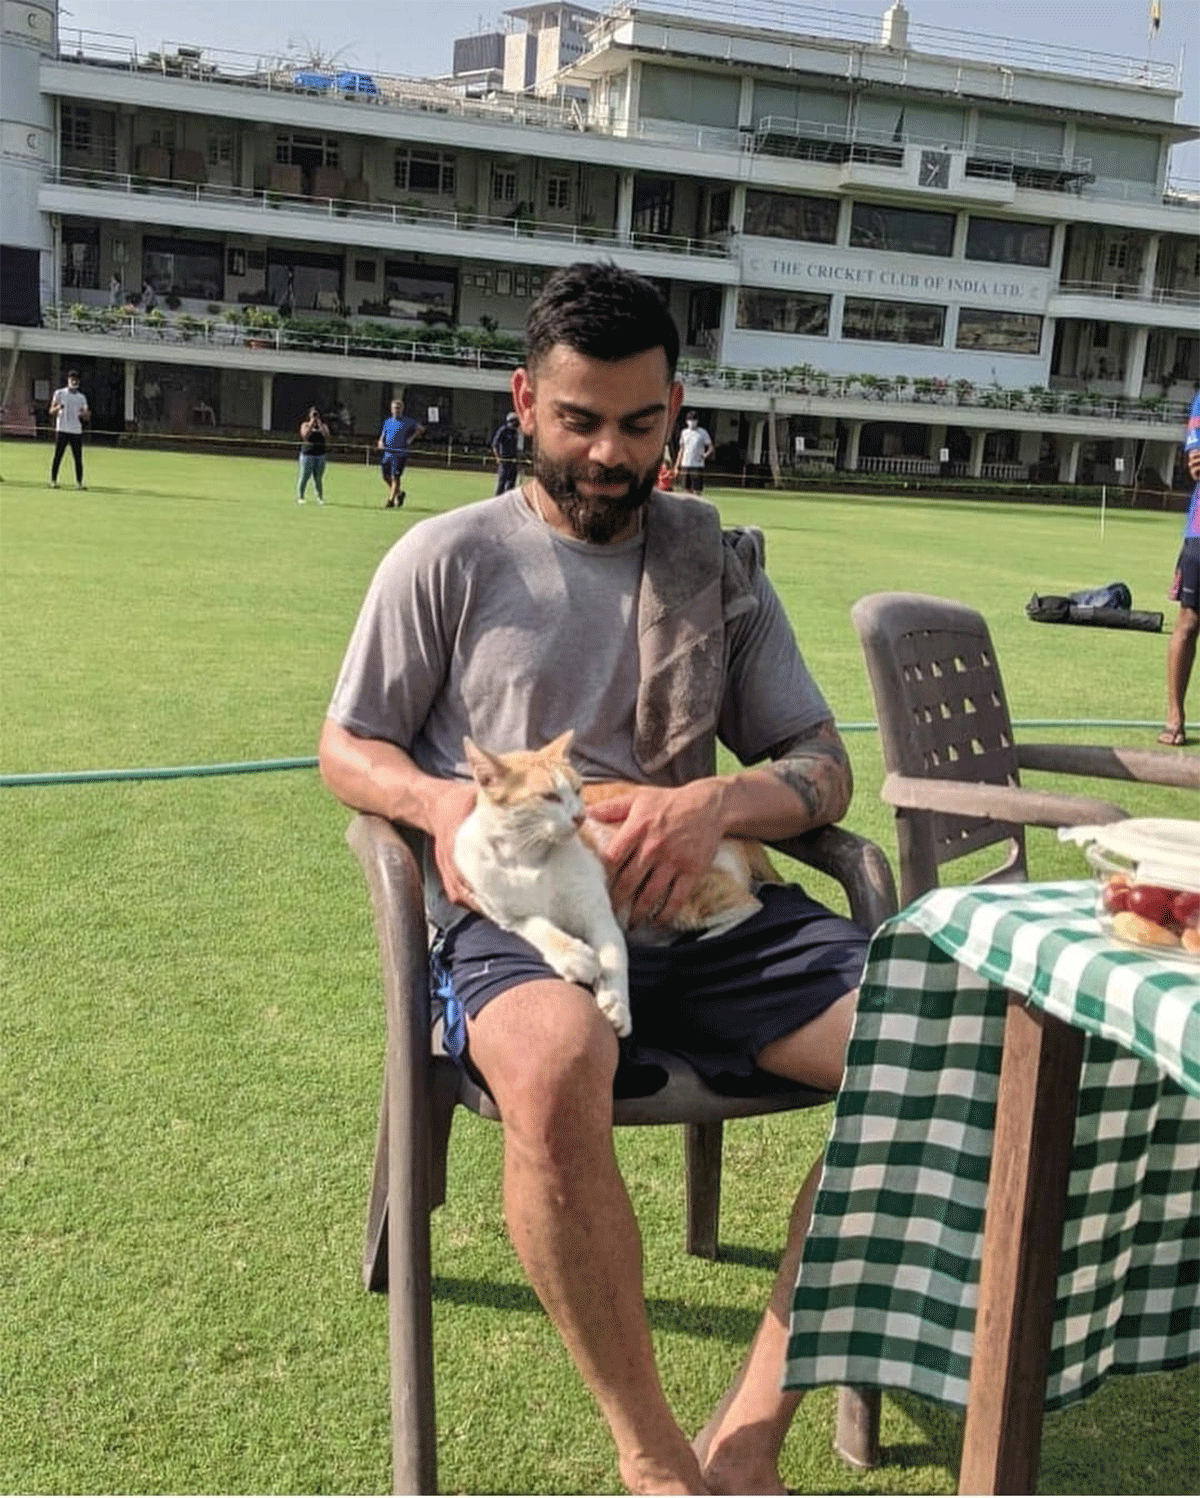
[1176,606,1200,643]
[468,981,619,1143]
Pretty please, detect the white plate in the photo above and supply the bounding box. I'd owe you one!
[1061,817,1200,893]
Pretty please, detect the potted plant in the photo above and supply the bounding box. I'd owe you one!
[145,307,166,335]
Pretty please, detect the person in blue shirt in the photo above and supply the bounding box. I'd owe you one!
[377,399,424,509]
[1162,390,1200,744]
[490,410,522,495]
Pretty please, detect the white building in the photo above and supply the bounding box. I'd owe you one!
[1,0,1196,489]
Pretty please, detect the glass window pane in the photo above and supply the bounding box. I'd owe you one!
[955,308,1043,353]
[842,297,946,344]
[965,217,1052,267]
[736,289,831,335]
[850,203,954,257]
[744,190,838,244]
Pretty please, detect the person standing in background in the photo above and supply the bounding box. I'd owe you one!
[490,410,522,495]
[377,398,424,509]
[1161,389,1200,745]
[673,409,714,494]
[48,370,90,490]
[297,406,330,504]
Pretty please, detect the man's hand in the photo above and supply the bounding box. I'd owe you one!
[426,778,481,911]
[588,780,726,927]
[1188,448,1200,483]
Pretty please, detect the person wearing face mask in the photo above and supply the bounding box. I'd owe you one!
[673,409,715,494]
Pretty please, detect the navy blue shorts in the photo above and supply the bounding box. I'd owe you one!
[381,452,408,483]
[1170,536,1200,612]
[432,883,869,1099]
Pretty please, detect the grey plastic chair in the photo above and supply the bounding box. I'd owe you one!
[851,590,1199,905]
[347,810,897,1494]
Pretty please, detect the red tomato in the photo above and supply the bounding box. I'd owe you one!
[1101,879,1131,914]
[1170,890,1200,929]
[1126,884,1173,926]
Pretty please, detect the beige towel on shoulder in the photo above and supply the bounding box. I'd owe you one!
[634,494,761,775]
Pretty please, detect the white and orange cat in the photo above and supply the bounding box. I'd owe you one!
[453,731,777,1036]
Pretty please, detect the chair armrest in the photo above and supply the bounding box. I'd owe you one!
[768,824,898,933]
[1016,743,1200,790]
[346,813,432,1038]
[881,773,1127,828]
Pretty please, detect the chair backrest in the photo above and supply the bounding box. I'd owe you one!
[852,591,1028,901]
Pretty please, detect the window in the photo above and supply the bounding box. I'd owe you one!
[633,177,674,237]
[955,308,1043,354]
[965,217,1052,267]
[381,260,458,324]
[395,149,455,195]
[842,297,946,344]
[142,233,223,299]
[267,248,344,312]
[687,287,722,344]
[546,174,570,210]
[707,189,730,234]
[206,134,233,167]
[63,223,100,288]
[491,167,517,202]
[277,132,339,167]
[736,289,831,336]
[849,202,955,257]
[744,190,838,244]
[61,105,91,153]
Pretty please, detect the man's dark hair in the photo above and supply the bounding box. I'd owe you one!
[67,369,79,380]
[525,261,680,376]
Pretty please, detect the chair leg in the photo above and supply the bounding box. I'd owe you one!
[834,1385,881,1469]
[386,1050,438,1495]
[684,1121,723,1260]
[363,1066,390,1292]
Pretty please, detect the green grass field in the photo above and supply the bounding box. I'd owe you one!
[1,440,1196,1496]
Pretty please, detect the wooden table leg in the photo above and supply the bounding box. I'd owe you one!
[958,994,1085,1496]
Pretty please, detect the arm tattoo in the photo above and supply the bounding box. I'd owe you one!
[764,719,853,827]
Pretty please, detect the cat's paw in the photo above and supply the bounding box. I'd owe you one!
[545,932,601,988]
[595,986,632,1038]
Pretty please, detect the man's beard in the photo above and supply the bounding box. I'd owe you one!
[533,451,658,544]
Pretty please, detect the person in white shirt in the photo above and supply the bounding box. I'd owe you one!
[673,409,715,494]
[49,370,90,490]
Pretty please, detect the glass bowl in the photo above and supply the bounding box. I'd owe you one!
[1086,843,1200,960]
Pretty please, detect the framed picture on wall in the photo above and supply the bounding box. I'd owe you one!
[514,273,528,296]
[227,248,245,277]
[496,269,512,296]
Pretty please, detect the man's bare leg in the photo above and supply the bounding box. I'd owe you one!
[694,990,857,1495]
[1164,604,1198,741]
[468,979,706,1496]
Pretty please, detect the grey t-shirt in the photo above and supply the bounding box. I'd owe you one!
[327,488,830,919]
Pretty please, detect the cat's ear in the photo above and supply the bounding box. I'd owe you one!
[543,729,575,761]
[463,736,504,789]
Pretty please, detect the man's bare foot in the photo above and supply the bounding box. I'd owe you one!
[618,1444,709,1495]
[693,1417,787,1495]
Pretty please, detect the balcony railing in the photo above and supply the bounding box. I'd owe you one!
[36,306,1194,430]
[1055,278,1200,308]
[47,30,1195,214]
[45,166,731,262]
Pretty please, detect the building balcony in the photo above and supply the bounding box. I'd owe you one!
[1054,278,1200,310]
[41,167,733,271]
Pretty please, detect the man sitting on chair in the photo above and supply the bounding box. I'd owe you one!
[319,261,868,1495]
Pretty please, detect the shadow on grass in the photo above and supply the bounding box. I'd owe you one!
[432,1274,761,1343]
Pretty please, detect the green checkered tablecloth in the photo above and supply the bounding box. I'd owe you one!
[785,880,1200,1412]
